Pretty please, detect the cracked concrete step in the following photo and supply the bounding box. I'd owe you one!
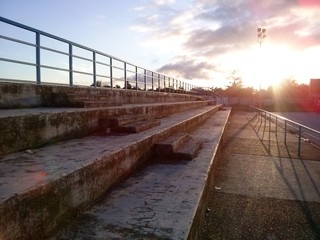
[116,119,161,133]
[174,138,203,160]
[154,133,189,156]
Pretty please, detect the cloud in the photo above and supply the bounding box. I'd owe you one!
[155,0,176,6]
[157,58,216,80]
[130,0,320,85]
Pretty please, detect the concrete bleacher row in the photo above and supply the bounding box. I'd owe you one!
[0,82,229,240]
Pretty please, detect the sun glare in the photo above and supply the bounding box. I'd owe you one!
[237,43,319,90]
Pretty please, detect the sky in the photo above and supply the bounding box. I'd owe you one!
[1,0,320,89]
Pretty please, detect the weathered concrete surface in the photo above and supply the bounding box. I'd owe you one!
[200,111,320,239]
[0,82,201,108]
[0,101,209,156]
[49,108,231,240]
[0,105,221,240]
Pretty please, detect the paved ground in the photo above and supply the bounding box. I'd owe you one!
[200,111,320,240]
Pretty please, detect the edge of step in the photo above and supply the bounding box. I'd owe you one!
[117,119,161,133]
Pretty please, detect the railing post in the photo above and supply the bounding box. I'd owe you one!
[144,69,147,91]
[151,72,154,91]
[35,32,41,84]
[298,125,302,157]
[69,44,73,86]
[275,116,278,136]
[269,113,271,141]
[110,57,113,89]
[284,120,287,144]
[124,62,127,90]
[92,51,96,87]
[135,66,138,91]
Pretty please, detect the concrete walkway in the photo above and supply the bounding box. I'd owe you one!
[200,111,320,240]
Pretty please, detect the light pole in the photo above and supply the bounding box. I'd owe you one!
[257,27,266,108]
[257,28,266,48]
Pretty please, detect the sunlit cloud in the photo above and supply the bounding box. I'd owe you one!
[129,0,320,88]
[157,57,216,80]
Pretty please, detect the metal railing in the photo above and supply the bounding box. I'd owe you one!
[0,16,195,92]
[250,106,320,157]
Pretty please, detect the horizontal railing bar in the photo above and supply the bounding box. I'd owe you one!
[0,57,36,67]
[72,54,93,63]
[112,65,125,71]
[72,69,94,76]
[0,34,35,47]
[95,73,109,79]
[126,70,136,74]
[95,61,110,67]
[40,64,69,72]
[40,46,69,56]
[0,77,35,82]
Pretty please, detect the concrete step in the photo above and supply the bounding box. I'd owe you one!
[80,100,122,108]
[174,138,203,160]
[67,93,110,101]
[100,114,151,128]
[117,119,161,133]
[0,101,210,156]
[154,133,189,156]
[49,107,231,240]
[154,133,203,160]
[0,105,222,239]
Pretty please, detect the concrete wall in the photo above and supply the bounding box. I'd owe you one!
[0,82,201,108]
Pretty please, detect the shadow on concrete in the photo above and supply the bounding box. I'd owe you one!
[246,111,320,238]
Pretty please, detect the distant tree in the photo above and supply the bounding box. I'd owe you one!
[227,70,243,88]
[124,81,132,89]
[224,70,253,97]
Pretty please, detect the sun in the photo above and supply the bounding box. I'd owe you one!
[240,44,312,90]
[210,43,320,90]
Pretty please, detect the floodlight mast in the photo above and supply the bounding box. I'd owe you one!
[257,28,267,48]
[257,27,267,108]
